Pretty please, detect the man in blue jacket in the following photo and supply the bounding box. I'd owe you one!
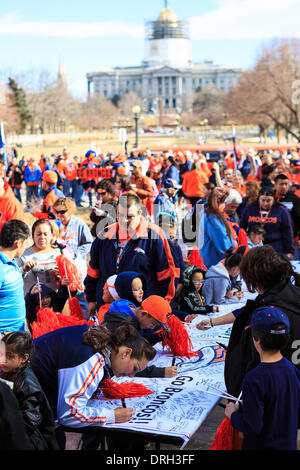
[84,193,180,317]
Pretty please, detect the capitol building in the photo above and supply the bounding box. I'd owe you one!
[86,4,242,114]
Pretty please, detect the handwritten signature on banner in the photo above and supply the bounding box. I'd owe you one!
[87,320,235,447]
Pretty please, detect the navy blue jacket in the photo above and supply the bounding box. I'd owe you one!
[240,202,295,254]
[84,217,180,308]
[231,357,300,450]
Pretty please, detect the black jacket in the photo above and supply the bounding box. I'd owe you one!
[277,191,300,238]
[225,278,300,398]
[0,380,31,450]
[6,366,59,450]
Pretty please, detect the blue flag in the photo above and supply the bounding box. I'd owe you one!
[0,122,7,169]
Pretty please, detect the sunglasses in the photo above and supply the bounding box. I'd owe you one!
[97,191,106,196]
[55,209,68,215]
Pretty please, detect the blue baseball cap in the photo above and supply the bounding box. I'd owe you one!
[163,178,177,189]
[85,150,96,158]
[246,306,290,334]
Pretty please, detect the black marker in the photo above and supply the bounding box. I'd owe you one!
[172,356,176,366]
[121,398,126,408]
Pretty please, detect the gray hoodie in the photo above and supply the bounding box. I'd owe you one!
[202,261,238,305]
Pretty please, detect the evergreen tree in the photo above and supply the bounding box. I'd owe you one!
[8,78,31,133]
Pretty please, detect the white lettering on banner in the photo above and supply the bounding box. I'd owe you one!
[88,319,234,445]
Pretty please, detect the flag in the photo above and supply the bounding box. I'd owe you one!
[0,122,7,169]
[231,125,239,170]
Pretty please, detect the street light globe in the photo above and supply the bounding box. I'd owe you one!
[132,105,141,115]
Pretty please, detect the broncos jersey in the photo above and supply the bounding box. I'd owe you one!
[31,324,115,427]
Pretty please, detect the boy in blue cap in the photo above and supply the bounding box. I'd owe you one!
[225,306,300,450]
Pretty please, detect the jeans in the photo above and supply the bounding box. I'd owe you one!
[12,186,22,203]
[26,185,40,204]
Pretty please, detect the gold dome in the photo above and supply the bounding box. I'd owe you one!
[157,7,178,23]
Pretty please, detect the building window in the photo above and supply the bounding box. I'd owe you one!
[172,77,176,85]
[158,87,162,96]
[199,78,202,84]
[165,77,169,85]
[165,87,169,96]
[158,77,162,85]
[104,90,107,97]
[172,87,176,95]
[165,98,169,108]
[172,98,176,108]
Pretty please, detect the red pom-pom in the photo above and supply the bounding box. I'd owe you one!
[31,307,60,338]
[209,417,242,450]
[237,228,248,246]
[31,307,88,338]
[56,254,83,292]
[161,314,199,358]
[101,379,154,399]
[97,304,110,324]
[68,296,84,320]
[188,247,207,271]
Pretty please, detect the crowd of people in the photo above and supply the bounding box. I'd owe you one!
[0,143,300,451]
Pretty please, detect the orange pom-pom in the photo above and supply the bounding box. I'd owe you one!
[56,254,83,292]
[31,306,88,338]
[31,307,60,338]
[97,304,110,324]
[209,417,242,450]
[188,247,207,271]
[68,296,84,320]
[161,314,200,358]
[101,379,154,399]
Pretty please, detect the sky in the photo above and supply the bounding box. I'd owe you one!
[1,0,300,99]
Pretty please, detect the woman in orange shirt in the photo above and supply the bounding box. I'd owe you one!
[182,162,209,206]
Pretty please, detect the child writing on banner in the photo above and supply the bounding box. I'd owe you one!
[202,246,249,306]
[0,332,59,450]
[225,307,300,450]
[175,265,219,322]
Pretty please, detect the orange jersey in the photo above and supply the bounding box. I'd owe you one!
[57,160,78,181]
[182,169,209,198]
[0,186,24,231]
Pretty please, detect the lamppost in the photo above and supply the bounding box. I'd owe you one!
[132,105,141,149]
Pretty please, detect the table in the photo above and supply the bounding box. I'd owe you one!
[80,298,252,450]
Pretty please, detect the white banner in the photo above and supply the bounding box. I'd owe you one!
[88,318,235,449]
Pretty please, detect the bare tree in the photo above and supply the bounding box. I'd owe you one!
[228,39,300,141]
[118,92,144,117]
[193,85,226,126]
[73,95,119,131]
